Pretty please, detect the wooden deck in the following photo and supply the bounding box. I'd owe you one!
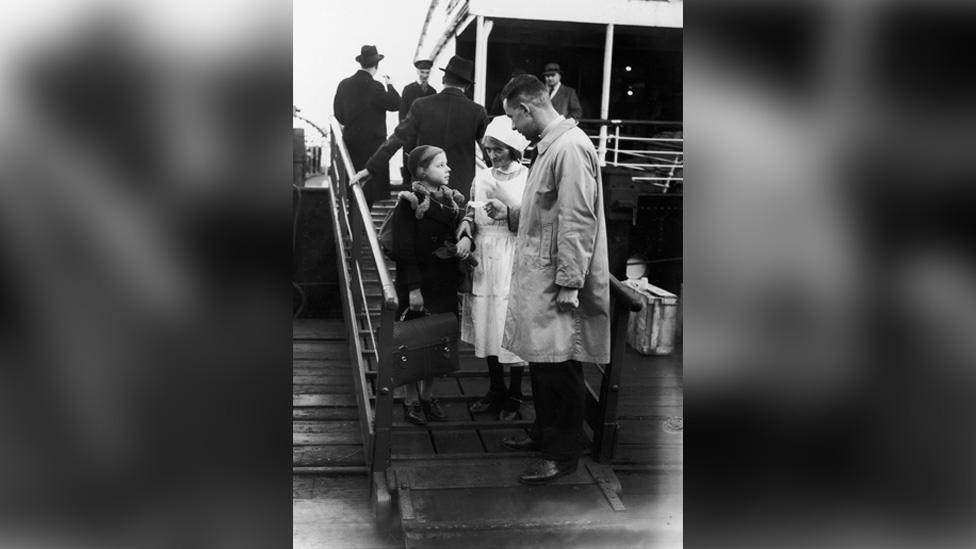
[293,318,682,547]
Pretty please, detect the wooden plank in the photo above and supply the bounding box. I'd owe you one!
[293,383,355,395]
[293,394,358,407]
[292,364,356,376]
[292,319,347,340]
[399,456,593,490]
[292,445,366,466]
[293,341,350,359]
[293,477,403,549]
[293,407,362,420]
[293,420,362,434]
[293,430,362,445]
[615,418,684,445]
[293,374,354,386]
[427,402,484,454]
[612,444,683,468]
[391,404,436,455]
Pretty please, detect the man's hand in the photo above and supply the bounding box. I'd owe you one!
[556,287,580,313]
[382,75,393,87]
[455,236,472,260]
[408,288,424,311]
[484,198,508,220]
[349,169,370,186]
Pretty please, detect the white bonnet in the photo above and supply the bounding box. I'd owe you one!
[483,116,530,155]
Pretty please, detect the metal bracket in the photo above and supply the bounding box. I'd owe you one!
[397,469,416,521]
[585,462,627,512]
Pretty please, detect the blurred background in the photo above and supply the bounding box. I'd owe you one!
[686,0,976,547]
[0,0,291,547]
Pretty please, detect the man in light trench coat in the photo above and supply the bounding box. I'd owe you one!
[485,74,610,484]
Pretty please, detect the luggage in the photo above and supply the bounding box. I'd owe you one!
[623,278,679,355]
[391,309,460,386]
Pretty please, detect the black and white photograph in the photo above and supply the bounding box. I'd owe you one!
[293,0,683,546]
[6,1,976,548]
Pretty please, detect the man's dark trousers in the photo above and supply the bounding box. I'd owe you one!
[528,360,584,466]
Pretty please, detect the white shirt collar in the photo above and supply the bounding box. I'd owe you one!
[549,82,561,98]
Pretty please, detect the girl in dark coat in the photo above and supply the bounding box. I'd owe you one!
[392,145,468,424]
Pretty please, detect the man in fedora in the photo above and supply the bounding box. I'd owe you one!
[397,59,438,183]
[541,62,582,119]
[333,45,401,209]
[352,55,487,200]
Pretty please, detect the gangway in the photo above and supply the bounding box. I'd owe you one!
[316,116,682,547]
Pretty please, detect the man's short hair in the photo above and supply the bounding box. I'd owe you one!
[500,74,550,109]
[359,61,378,70]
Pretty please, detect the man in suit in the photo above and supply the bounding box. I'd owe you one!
[333,45,401,209]
[397,59,438,183]
[351,56,488,201]
[541,63,583,119]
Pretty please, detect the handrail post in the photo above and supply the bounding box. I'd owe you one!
[372,305,396,473]
[613,124,621,167]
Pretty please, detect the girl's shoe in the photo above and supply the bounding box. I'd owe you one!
[468,392,503,414]
[405,401,427,425]
[423,398,449,422]
[498,396,522,422]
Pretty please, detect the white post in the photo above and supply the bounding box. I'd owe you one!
[598,23,614,165]
[474,16,493,107]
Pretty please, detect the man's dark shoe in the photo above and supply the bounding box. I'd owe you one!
[405,401,427,425]
[518,458,578,485]
[502,436,540,452]
[422,398,449,422]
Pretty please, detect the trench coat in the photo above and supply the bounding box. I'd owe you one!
[333,70,401,204]
[502,118,610,364]
[365,87,488,200]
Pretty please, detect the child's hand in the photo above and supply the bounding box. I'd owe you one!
[408,289,424,311]
[455,236,472,260]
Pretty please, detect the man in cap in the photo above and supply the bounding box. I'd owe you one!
[397,59,438,182]
[333,45,401,209]
[541,62,582,119]
[352,55,488,201]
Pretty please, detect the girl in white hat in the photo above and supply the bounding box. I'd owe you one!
[456,116,531,421]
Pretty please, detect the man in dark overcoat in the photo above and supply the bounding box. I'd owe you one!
[397,59,438,183]
[541,63,583,119]
[351,55,488,201]
[333,44,401,208]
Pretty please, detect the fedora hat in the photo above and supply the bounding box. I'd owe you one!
[414,59,433,70]
[355,45,384,65]
[439,55,475,84]
[542,62,562,76]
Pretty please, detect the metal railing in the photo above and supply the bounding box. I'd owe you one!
[327,117,399,492]
[578,118,684,192]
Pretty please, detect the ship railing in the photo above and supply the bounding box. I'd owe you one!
[327,117,399,492]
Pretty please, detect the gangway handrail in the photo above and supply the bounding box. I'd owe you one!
[329,118,399,311]
[327,116,400,490]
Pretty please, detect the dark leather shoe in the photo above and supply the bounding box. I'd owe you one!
[405,401,427,425]
[502,436,539,452]
[498,396,522,421]
[422,398,448,422]
[469,392,503,414]
[518,459,578,485]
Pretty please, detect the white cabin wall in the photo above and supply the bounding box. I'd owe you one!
[468,0,682,28]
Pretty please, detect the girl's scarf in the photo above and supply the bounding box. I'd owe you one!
[397,181,466,220]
